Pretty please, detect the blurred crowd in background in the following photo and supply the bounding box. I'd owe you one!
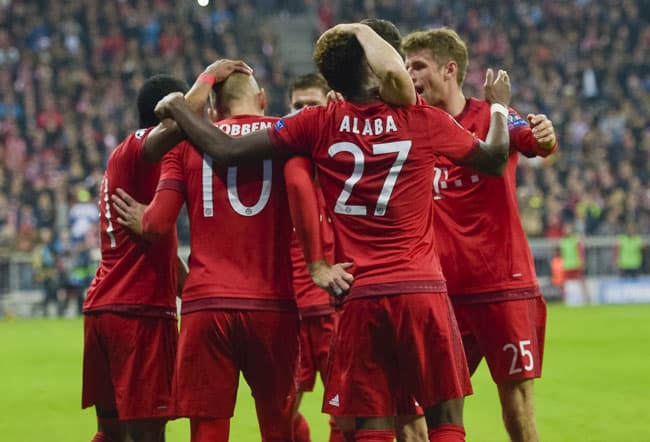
[0,0,649,311]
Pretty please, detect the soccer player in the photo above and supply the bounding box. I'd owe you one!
[403,28,558,442]
[81,74,189,442]
[154,22,512,441]
[286,72,340,442]
[115,71,305,442]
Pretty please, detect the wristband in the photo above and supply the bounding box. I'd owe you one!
[197,72,216,86]
[490,103,508,118]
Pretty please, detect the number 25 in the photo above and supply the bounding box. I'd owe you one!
[502,340,534,375]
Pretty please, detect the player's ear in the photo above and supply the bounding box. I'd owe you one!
[258,88,267,112]
[445,60,458,82]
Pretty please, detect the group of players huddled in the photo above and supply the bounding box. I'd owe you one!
[81,18,557,442]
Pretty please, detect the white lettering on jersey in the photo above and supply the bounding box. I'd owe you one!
[218,121,272,138]
[338,115,398,136]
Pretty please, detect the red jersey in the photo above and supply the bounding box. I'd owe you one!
[269,100,479,299]
[84,128,179,317]
[432,98,557,301]
[159,115,294,313]
[291,186,335,316]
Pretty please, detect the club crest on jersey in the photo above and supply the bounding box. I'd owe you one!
[507,112,528,129]
[338,115,398,136]
[135,128,147,139]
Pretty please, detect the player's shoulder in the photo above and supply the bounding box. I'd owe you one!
[108,127,153,161]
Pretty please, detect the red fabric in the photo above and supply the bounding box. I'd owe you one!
[174,309,299,439]
[142,188,184,241]
[285,158,336,311]
[268,100,479,297]
[293,413,311,442]
[329,418,346,442]
[322,293,471,417]
[354,430,395,441]
[455,295,546,382]
[82,313,177,420]
[298,313,337,391]
[84,128,178,317]
[285,156,324,264]
[190,417,230,442]
[158,115,295,312]
[428,424,465,442]
[91,432,116,442]
[433,98,548,300]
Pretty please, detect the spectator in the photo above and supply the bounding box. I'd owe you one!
[615,221,644,278]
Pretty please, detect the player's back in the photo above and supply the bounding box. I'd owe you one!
[165,115,294,312]
[433,97,538,297]
[84,128,178,315]
[271,100,479,298]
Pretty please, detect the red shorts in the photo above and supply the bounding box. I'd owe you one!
[175,309,300,437]
[82,313,178,420]
[454,296,547,383]
[298,313,337,391]
[322,293,472,417]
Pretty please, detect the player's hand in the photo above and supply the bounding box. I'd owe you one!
[112,188,146,236]
[527,113,556,150]
[155,92,185,120]
[204,59,253,83]
[326,90,344,104]
[308,260,354,301]
[484,68,511,107]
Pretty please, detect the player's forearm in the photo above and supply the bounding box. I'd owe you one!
[353,25,416,106]
[184,72,216,114]
[284,157,324,264]
[143,120,184,163]
[471,106,510,176]
[141,189,183,242]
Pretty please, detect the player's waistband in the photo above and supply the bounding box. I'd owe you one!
[449,285,542,305]
[346,280,447,301]
[181,296,297,314]
[299,303,335,318]
[83,304,178,319]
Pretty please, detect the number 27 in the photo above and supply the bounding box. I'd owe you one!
[328,140,411,216]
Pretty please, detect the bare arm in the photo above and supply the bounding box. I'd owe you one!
[319,23,416,106]
[142,59,252,162]
[351,24,416,106]
[159,93,281,167]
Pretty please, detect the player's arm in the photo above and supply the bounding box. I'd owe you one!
[156,93,282,166]
[112,188,184,242]
[462,69,511,176]
[142,59,253,163]
[284,156,354,298]
[324,23,416,106]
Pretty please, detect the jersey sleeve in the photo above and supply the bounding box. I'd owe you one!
[157,142,187,194]
[508,108,558,158]
[267,107,319,156]
[425,106,480,163]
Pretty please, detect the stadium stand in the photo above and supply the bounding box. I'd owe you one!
[1,0,650,314]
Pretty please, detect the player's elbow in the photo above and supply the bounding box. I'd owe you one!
[381,70,417,106]
[142,219,175,243]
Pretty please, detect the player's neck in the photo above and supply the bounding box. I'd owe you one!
[347,86,381,105]
[445,90,467,118]
[223,103,264,119]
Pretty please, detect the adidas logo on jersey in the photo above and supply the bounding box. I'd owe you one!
[328,394,340,407]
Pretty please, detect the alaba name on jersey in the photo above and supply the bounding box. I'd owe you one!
[433,97,556,299]
[159,115,294,312]
[290,185,335,315]
[269,99,480,298]
[84,128,179,317]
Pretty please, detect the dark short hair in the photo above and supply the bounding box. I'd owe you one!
[288,72,330,100]
[137,74,189,128]
[360,18,403,57]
